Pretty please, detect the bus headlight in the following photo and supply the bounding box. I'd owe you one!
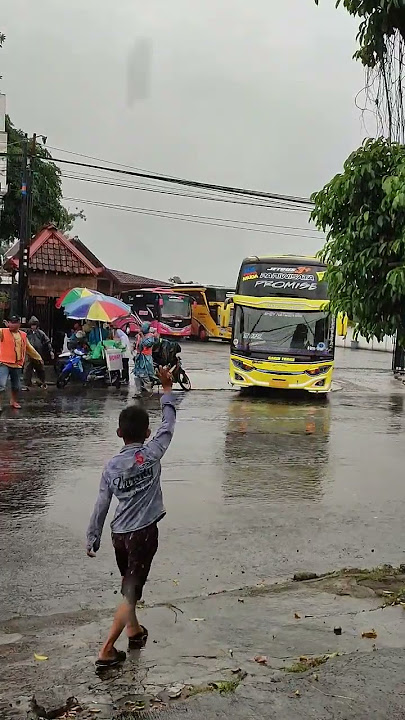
[232,359,252,372]
[305,365,331,377]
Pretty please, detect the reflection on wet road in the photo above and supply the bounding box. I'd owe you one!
[224,395,331,502]
[1,344,405,622]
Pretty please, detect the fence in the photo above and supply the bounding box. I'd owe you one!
[335,326,395,353]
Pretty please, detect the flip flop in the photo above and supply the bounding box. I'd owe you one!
[128,626,148,649]
[95,649,126,668]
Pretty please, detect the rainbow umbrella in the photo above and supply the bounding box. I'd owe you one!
[56,287,102,309]
[64,294,132,323]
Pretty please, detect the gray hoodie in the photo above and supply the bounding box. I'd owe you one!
[86,392,176,552]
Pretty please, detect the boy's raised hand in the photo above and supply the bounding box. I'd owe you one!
[158,365,173,392]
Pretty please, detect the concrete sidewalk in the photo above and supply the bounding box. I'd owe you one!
[2,570,405,719]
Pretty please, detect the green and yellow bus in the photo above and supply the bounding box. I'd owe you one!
[229,256,335,393]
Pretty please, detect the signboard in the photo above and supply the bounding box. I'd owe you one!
[105,348,123,372]
[238,263,327,299]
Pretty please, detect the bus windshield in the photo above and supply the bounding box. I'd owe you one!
[161,294,191,319]
[234,307,333,358]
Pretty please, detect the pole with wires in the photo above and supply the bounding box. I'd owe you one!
[17,134,29,319]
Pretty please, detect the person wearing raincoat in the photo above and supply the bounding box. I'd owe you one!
[133,322,156,397]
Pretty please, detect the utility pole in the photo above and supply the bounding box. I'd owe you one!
[17,134,29,319]
[17,132,42,319]
[0,94,7,230]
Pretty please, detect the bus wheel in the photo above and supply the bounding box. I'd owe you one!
[199,326,208,342]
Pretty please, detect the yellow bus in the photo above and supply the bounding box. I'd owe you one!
[172,285,234,341]
[229,256,335,393]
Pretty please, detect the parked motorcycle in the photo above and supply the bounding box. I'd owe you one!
[56,349,121,389]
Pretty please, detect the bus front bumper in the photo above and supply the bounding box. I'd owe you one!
[230,355,334,393]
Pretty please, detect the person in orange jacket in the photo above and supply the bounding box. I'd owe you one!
[0,315,43,412]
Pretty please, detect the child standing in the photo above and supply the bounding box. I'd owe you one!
[86,367,176,667]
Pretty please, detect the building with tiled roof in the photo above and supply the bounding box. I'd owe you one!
[105,268,170,291]
[2,224,171,337]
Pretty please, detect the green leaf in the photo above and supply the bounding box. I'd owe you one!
[312,138,405,340]
[0,116,85,246]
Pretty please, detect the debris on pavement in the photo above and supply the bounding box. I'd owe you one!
[362,629,378,639]
[167,683,185,699]
[293,572,318,582]
[34,653,48,661]
[254,655,268,665]
[334,626,342,635]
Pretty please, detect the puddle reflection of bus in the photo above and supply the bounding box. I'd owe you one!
[120,288,192,338]
[172,285,234,341]
[223,395,331,503]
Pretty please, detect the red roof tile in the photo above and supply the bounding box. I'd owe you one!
[6,225,101,276]
[107,268,170,288]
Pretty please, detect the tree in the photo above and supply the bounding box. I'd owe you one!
[312,137,405,341]
[315,1,405,141]
[0,116,84,250]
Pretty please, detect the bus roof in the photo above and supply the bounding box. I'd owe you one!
[172,284,234,292]
[124,287,189,295]
[242,255,326,268]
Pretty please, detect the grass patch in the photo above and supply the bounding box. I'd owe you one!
[353,565,403,583]
[381,587,405,607]
[283,654,333,674]
[209,679,241,694]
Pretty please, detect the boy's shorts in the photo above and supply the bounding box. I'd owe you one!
[111,522,159,603]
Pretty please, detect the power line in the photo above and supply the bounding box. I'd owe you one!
[4,140,315,208]
[46,144,174,177]
[64,196,323,240]
[62,179,320,234]
[48,144,314,205]
[61,170,315,214]
[39,154,314,207]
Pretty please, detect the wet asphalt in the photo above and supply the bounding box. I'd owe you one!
[0,343,403,623]
[1,343,405,719]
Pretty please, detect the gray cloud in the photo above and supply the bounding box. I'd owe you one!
[2,0,370,285]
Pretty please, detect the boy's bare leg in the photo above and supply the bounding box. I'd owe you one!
[98,600,131,660]
[99,599,143,660]
[126,602,142,638]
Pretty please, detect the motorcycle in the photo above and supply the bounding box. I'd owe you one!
[56,349,121,389]
[152,339,192,391]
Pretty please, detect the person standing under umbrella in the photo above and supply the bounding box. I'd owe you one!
[24,316,54,389]
[113,326,131,384]
[133,322,156,397]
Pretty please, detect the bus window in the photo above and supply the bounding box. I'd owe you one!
[192,292,208,307]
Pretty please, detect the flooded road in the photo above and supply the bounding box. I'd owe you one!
[0,343,404,624]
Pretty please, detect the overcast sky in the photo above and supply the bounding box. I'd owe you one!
[2,0,371,286]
